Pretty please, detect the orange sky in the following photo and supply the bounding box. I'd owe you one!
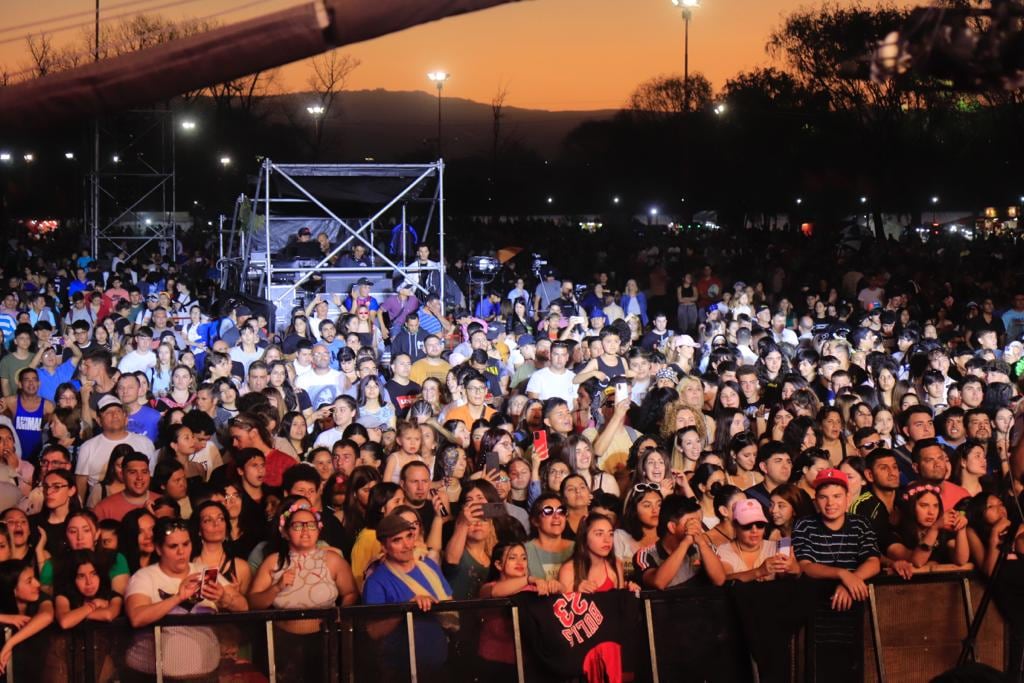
[1,0,887,111]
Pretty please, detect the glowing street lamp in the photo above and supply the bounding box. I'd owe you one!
[795,197,803,205]
[22,153,33,162]
[427,71,450,158]
[670,0,701,110]
[0,153,10,162]
[859,196,868,204]
[931,195,940,204]
[219,156,232,166]
[713,103,726,115]
[306,105,325,116]
[65,152,75,160]
[180,120,196,131]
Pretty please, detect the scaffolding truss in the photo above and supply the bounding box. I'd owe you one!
[242,159,446,326]
[89,110,178,261]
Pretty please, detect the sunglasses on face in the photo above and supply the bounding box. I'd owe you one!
[858,441,879,451]
[540,506,567,517]
[737,521,767,531]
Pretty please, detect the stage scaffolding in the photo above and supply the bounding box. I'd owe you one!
[237,159,446,328]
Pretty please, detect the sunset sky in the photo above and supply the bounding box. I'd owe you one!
[1,0,902,111]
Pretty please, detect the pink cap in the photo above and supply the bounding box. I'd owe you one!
[732,499,768,526]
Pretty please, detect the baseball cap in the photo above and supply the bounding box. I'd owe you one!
[235,305,252,317]
[97,395,124,413]
[674,334,700,348]
[376,512,417,540]
[517,334,536,347]
[298,226,312,236]
[732,499,768,526]
[812,468,849,490]
[356,277,373,287]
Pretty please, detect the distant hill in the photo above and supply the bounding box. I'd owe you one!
[263,89,619,160]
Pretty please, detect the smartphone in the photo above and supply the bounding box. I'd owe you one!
[429,488,449,517]
[484,451,500,471]
[533,430,549,461]
[615,381,628,404]
[481,502,507,519]
[199,567,219,597]
[778,538,792,557]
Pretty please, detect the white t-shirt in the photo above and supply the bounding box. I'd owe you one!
[76,432,156,489]
[525,367,577,409]
[117,350,157,374]
[125,561,227,677]
[229,346,263,376]
[716,539,780,578]
[295,369,342,408]
[313,426,345,450]
[188,443,224,482]
[292,360,313,378]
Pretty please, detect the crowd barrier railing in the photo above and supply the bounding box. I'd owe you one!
[0,569,1008,683]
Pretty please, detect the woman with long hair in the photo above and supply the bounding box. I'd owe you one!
[150,343,176,397]
[965,492,1024,576]
[53,549,122,629]
[887,484,969,567]
[340,466,382,556]
[782,416,820,459]
[561,434,619,497]
[768,483,813,540]
[278,411,312,460]
[705,483,746,547]
[356,375,396,430]
[281,315,315,356]
[725,431,762,489]
[117,508,157,573]
[558,512,638,593]
[630,447,676,501]
[0,559,53,675]
[689,463,727,530]
[268,361,312,418]
[613,486,661,580]
[559,474,592,540]
[818,405,854,466]
[951,439,989,498]
[670,426,703,476]
[443,486,499,600]
[190,500,253,594]
[792,448,830,499]
[153,365,196,412]
[712,408,750,455]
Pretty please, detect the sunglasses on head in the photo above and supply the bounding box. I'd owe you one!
[540,506,567,517]
[162,520,189,535]
[633,482,661,494]
[737,521,767,531]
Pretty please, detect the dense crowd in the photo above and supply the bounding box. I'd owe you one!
[0,226,1020,682]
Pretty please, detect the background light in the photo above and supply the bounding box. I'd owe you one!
[181,120,196,131]
[112,155,120,163]
[306,105,325,115]
[220,156,232,166]
[859,196,867,204]
[64,152,75,160]
[796,197,803,205]
[0,153,10,162]
[23,153,33,162]
[931,196,940,204]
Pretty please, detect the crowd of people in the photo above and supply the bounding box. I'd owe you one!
[0,225,1020,682]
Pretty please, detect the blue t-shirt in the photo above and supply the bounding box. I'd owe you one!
[418,311,443,336]
[363,558,451,671]
[127,405,161,443]
[37,360,77,402]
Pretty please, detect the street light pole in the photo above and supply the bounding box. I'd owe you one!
[671,0,700,111]
[427,71,450,159]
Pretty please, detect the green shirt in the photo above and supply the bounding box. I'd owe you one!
[0,353,32,394]
[40,552,130,588]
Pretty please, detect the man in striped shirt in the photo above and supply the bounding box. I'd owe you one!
[794,467,880,682]
[793,468,880,612]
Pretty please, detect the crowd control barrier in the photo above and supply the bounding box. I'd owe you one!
[0,570,1008,683]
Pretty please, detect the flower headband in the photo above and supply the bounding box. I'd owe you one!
[278,501,322,535]
[901,483,941,502]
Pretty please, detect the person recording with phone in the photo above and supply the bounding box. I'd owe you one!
[716,499,801,582]
[124,517,247,681]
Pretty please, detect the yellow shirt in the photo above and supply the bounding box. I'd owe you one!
[410,358,451,386]
[350,527,381,593]
[583,426,637,475]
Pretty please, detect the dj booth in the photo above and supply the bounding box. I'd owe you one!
[238,160,447,330]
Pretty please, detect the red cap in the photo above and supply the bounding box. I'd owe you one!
[812,467,849,490]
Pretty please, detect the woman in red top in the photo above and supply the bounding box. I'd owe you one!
[558,512,639,594]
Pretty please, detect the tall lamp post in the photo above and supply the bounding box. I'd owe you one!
[671,0,700,111]
[307,104,326,158]
[427,71,450,159]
